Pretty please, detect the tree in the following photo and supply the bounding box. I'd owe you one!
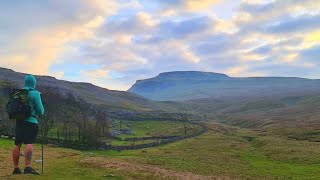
[64,92,90,143]
[0,80,15,136]
[40,87,63,142]
[85,120,101,147]
[95,109,110,136]
[180,110,190,136]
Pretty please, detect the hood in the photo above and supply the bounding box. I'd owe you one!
[24,74,37,89]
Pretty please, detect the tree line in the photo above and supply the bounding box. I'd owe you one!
[0,82,111,147]
[0,81,203,149]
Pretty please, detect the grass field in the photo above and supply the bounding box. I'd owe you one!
[92,126,320,179]
[47,120,202,139]
[117,121,195,138]
[1,122,320,179]
[109,120,203,146]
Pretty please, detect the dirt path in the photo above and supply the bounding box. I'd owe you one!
[81,157,229,180]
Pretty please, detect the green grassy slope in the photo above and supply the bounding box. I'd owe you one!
[2,122,319,179]
[93,128,320,179]
[214,95,320,142]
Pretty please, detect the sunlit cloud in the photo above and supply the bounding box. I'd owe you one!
[0,0,119,76]
[185,0,221,11]
[153,0,221,12]
[1,0,320,90]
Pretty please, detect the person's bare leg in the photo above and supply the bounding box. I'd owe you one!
[25,144,33,167]
[12,144,22,168]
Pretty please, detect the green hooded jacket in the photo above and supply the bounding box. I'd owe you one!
[22,75,44,124]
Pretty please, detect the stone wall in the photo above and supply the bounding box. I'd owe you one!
[0,121,208,151]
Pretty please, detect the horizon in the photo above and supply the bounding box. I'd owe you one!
[2,66,319,92]
[1,0,320,90]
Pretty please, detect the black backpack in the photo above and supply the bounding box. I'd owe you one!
[6,89,32,121]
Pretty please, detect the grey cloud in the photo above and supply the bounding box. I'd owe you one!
[130,16,213,45]
[46,0,320,89]
[246,60,314,78]
[298,45,320,63]
[239,0,319,16]
[192,34,237,56]
[250,45,272,55]
[100,13,152,34]
[152,0,182,6]
[240,1,275,15]
[236,0,320,36]
[0,0,105,31]
[265,14,320,34]
[158,16,211,38]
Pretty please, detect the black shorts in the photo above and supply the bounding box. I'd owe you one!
[15,121,38,145]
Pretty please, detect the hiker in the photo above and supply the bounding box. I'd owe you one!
[11,75,44,175]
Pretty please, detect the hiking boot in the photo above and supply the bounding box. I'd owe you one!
[24,167,40,175]
[12,167,22,175]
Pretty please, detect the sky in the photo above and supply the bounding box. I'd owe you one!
[1,0,320,90]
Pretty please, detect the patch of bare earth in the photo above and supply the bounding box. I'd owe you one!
[0,147,11,177]
[81,157,230,180]
[0,145,81,178]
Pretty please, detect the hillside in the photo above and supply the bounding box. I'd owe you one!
[1,68,320,179]
[128,71,320,101]
[129,71,320,141]
[0,67,160,111]
[217,95,320,141]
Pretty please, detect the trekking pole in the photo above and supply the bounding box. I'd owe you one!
[40,117,44,174]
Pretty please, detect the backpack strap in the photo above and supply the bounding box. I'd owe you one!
[30,115,37,118]
[25,88,37,119]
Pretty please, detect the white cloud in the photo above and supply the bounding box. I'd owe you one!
[0,0,119,75]
[1,0,320,90]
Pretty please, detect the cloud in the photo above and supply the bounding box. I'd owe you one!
[101,11,156,35]
[236,0,320,37]
[130,16,213,44]
[192,34,236,55]
[0,0,118,75]
[184,0,221,11]
[265,14,320,34]
[298,45,320,64]
[2,0,320,90]
[240,0,320,18]
[153,0,221,11]
[81,69,109,79]
[226,65,248,76]
[72,0,320,90]
[250,45,273,55]
[157,16,211,39]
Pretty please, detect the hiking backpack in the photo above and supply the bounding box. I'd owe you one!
[6,89,32,121]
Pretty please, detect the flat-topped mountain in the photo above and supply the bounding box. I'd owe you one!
[155,71,229,80]
[128,71,320,101]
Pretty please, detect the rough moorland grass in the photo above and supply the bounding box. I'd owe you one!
[111,139,158,146]
[0,139,158,179]
[46,120,202,143]
[118,120,201,139]
[93,129,320,179]
[94,132,255,179]
[107,120,202,146]
[2,127,320,179]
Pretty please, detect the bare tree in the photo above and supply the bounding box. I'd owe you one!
[95,109,110,137]
[41,87,63,142]
[181,110,190,136]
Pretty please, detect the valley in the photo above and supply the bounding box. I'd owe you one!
[1,68,320,179]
